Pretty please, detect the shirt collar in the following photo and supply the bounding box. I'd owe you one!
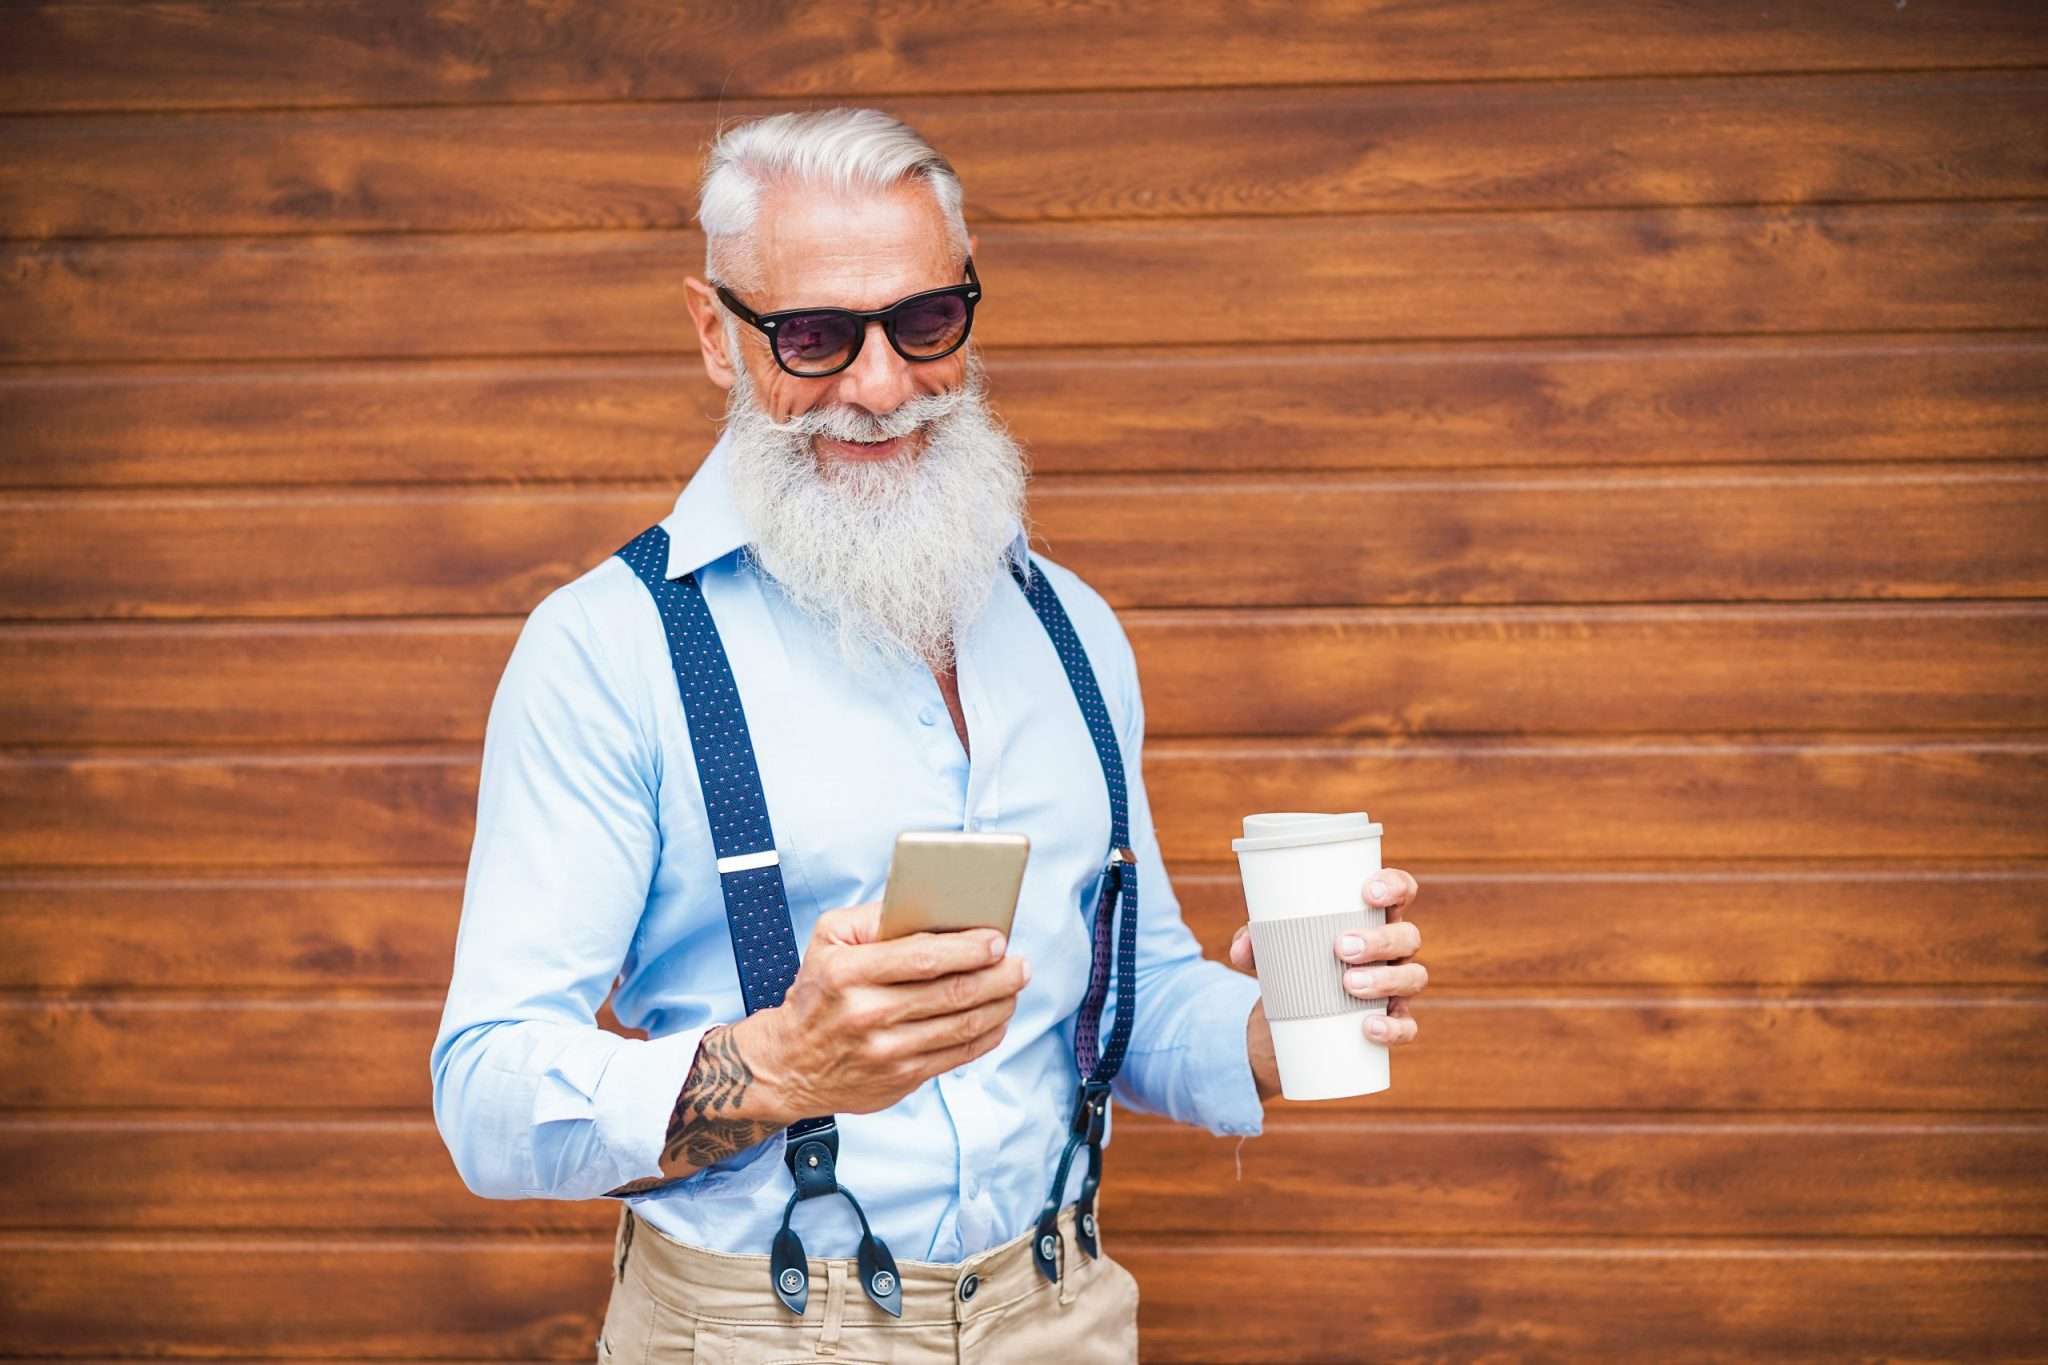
[658,426,1033,581]
[659,427,752,579]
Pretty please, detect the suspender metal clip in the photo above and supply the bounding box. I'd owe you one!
[770,1117,902,1321]
[1069,1077,1112,1145]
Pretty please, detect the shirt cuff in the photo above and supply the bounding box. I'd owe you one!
[1184,968,1267,1138]
[589,1025,712,1190]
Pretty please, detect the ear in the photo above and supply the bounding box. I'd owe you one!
[968,230,979,261]
[683,276,739,391]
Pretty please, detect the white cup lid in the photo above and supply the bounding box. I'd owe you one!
[1231,811,1383,853]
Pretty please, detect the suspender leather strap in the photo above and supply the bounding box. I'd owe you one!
[1008,557,1140,1284]
[617,526,902,1319]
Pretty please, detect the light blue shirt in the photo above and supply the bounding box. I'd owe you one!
[430,429,1265,1263]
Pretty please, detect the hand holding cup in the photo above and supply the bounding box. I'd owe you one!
[1229,868,1425,1046]
[1230,812,1426,1100]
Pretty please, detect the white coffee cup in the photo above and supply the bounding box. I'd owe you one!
[1231,811,1390,1100]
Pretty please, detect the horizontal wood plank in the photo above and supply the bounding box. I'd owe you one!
[0,1237,2039,1360]
[6,0,2046,113]
[3,737,2042,868]
[7,864,2043,993]
[1106,1115,2048,1241]
[10,72,2047,238]
[5,463,2044,620]
[1,1113,2041,1239]
[6,603,2044,747]
[1145,737,2048,863]
[1119,1243,2048,1364]
[6,333,2046,490]
[5,991,2043,1113]
[8,204,2047,362]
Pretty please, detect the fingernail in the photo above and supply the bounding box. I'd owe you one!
[1338,933,1364,957]
[1368,879,1389,903]
[989,933,1006,958]
[1345,968,1376,992]
[1366,1017,1389,1040]
[1019,957,1032,983]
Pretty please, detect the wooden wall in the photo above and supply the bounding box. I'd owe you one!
[4,2,2047,1359]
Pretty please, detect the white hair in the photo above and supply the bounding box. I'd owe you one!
[696,107,972,293]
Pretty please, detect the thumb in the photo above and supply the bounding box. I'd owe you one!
[816,899,885,946]
[1229,923,1255,970]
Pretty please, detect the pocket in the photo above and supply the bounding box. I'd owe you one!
[1100,1255,1142,1358]
[598,1267,698,1364]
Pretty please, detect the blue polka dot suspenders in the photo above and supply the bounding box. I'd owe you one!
[616,525,1140,1313]
[1006,558,1140,1286]
[617,526,900,1319]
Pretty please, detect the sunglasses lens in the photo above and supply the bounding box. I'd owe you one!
[892,293,970,356]
[774,312,860,374]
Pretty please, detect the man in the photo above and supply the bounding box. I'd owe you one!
[431,107,1427,1363]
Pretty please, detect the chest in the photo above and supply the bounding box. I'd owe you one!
[644,568,1118,959]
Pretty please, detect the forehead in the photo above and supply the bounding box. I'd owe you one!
[749,182,960,312]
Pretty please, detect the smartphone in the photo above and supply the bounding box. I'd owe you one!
[878,830,1030,941]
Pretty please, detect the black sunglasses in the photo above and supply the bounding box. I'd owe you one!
[716,259,982,378]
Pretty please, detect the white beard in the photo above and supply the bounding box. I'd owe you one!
[719,344,1031,673]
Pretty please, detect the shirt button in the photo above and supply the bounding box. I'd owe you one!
[958,1272,980,1302]
[918,706,938,726]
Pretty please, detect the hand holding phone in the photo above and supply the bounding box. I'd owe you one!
[734,833,1033,1118]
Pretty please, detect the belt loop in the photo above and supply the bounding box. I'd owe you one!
[816,1260,848,1354]
[615,1206,636,1282]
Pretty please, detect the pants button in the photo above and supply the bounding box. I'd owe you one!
[957,1271,980,1302]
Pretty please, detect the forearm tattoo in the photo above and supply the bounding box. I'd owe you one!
[604,1024,781,1197]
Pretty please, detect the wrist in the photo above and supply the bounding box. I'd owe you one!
[1246,999,1281,1102]
[726,1009,808,1127]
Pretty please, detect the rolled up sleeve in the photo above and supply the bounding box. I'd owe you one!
[429,582,705,1199]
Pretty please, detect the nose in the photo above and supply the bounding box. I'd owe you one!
[828,318,919,417]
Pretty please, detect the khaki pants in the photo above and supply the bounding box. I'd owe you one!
[597,1202,1140,1363]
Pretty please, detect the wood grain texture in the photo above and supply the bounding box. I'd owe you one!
[3,736,2043,868]
[10,72,2047,238]
[1108,1115,2048,1241]
[6,333,2047,490]
[8,863,2043,993]
[1116,1243,2048,1364]
[7,604,2046,747]
[6,0,2045,112]
[6,7,2047,1360]
[8,204,2048,363]
[2,1113,2042,1239]
[0,1237,2040,1361]
[6,991,2043,1113]
[6,463,2045,620]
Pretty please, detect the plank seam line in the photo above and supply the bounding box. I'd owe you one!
[5,192,2046,252]
[6,729,2048,759]
[6,456,2046,502]
[10,191,2048,247]
[8,323,2048,372]
[0,327,2042,377]
[3,59,2045,120]
[10,452,2048,499]
[0,1233,2040,1258]
[4,599,2047,633]
[4,988,2043,1008]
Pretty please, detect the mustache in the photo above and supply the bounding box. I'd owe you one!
[747,370,982,445]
